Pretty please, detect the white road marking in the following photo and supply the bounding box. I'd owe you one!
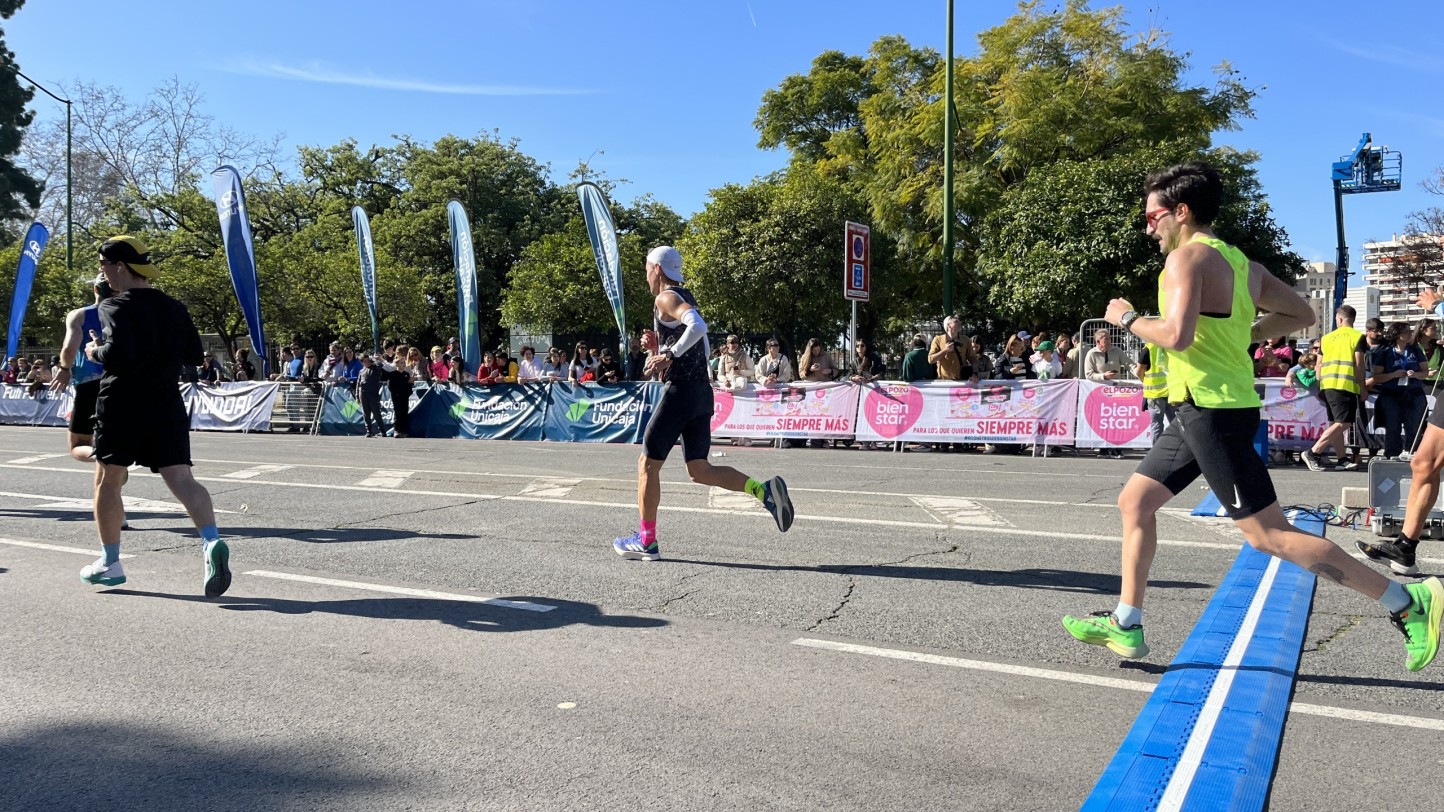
[709,487,764,512]
[911,496,1013,527]
[5,453,68,465]
[0,489,236,514]
[517,477,580,498]
[355,470,415,489]
[1158,556,1281,810]
[221,464,294,480]
[242,570,554,612]
[793,638,1444,733]
[0,537,134,559]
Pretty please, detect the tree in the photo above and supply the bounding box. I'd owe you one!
[1386,165,1444,288]
[975,146,1305,330]
[0,0,41,240]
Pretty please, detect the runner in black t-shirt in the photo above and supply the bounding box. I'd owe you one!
[79,236,231,597]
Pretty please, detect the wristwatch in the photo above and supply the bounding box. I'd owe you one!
[1120,310,1140,331]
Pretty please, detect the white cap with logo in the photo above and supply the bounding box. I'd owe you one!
[647,246,683,282]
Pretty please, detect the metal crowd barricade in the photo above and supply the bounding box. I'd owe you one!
[270,381,324,434]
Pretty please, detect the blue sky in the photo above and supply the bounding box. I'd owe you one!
[9,0,1443,285]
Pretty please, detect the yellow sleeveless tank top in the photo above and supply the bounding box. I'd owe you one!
[1157,233,1260,408]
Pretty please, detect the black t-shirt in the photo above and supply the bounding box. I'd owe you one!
[1135,346,1151,369]
[92,287,203,408]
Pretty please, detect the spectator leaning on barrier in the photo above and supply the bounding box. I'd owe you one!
[901,334,934,382]
[540,347,567,381]
[596,347,623,384]
[25,354,52,395]
[994,336,1034,380]
[850,339,884,383]
[625,336,648,381]
[2,355,18,384]
[447,355,472,385]
[755,339,793,386]
[231,348,255,382]
[1032,341,1063,380]
[1083,328,1129,382]
[517,346,544,382]
[717,335,753,389]
[495,349,519,383]
[1055,333,1077,378]
[570,341,598,382]
[273,347,295,381]
[428,346,448,380]
[929,316,977,383]
[479,351,501,384]
[798,338,836,382]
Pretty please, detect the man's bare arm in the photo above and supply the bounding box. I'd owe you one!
[1112,253,1202,351]
[50,308,86,391]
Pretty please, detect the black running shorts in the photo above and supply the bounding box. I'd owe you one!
[1322,389,1358,424]
[643,381,713,462]
[1135,403,1277,520]
[93,396,192,473]
[68,380,100,435]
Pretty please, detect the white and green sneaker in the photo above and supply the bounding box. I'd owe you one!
[203,539,231,598]
[80,558,126,587]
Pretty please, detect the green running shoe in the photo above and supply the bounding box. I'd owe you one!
[203,539,231,598]
[1391,577,1443,672]
[1062,611,1149,659]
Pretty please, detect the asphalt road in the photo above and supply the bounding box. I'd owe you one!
[2,425,1442,811]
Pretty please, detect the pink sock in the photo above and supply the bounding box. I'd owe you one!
[640,520,657,544]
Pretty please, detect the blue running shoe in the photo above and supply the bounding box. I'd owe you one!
[614,531,660,561]
[203,539,231,598]
[762,476,794,532]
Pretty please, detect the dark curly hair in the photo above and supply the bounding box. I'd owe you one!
[1144,161,1224,225]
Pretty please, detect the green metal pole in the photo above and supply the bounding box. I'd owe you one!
[942,0,955,317]
[65,100,72,274]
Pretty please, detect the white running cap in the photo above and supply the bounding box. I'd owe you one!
[647,245,683,282]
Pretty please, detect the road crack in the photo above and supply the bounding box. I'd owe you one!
[807,577,856,632]
[1307,614,1366,652]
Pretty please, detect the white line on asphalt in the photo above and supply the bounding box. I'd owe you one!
[791,637,1444,732]
[1157,556,1281,810]
[709,487,765,512]
[0,537,134,559]
[242,570,554,612]
[910,496,1013,527]
[516,477,580,499]
[220,464,294,480]
[355,470,415,488]
[0,489,237,514]
[5,453,68,465]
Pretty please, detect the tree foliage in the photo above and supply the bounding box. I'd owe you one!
[0,0,41,239]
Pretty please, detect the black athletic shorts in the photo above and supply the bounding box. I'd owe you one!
[92,395,192,473]
[1430,398,1444,432]
[68,380,100,435]
[1322,389,1359,424]
[643,380,712,462]
[1136,403,1277,520]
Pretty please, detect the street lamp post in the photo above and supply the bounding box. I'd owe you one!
[15,70,71,274]
[942,0,955,317]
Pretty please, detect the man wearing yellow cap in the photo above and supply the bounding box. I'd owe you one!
[80,236,231,597]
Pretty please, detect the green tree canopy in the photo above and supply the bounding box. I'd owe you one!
[0,0,41,239]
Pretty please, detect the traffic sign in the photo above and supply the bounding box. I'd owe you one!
[844,221,870,302]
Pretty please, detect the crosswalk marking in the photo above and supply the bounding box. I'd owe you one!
[6,453,67,465]
[221,464,294,480]
[517,478,581,498]
[355,470,415,488]
[910,496,1013,527]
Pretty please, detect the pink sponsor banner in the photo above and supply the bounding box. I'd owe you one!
[1074,381,1152,449]
[854,379,1076,444]
[1260,381,1328,451]
[710,381,860,439]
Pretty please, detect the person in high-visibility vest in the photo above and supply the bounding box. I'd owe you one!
[1302,305,1368,472]
[1134,342,1173,443]
[1060,160,1440,672]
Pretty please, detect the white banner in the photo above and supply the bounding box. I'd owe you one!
[1260,381,1328,451]
[1074,381,1152,449]
[853,379,1077,444]
[184,381,279,432]
[0,384,71,426]
[711,382,859,439]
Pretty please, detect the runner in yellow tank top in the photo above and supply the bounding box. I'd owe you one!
[1061,161,1441,672]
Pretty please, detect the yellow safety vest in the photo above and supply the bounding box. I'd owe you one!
[1158,234,1261,408]
[1318,326,1363,394]
[1142,344,1169,399]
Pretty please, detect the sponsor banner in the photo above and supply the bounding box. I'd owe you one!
[711,382,859,439]
[446,200,483,377]
[854,379,1077,444]
[352,206,380,352]
[212,166,269,375]
[1075,381,1152,449]
[544,382,659,444]
[5,222,49,361]
[185,382,279,432]
[0,383,70,426]
[576,182,626,354]
[317,384,402,436]
[414,383,548,440]
[1260,381,1329,451]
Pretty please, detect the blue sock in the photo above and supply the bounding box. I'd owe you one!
[1380,581,1412,614]
[102,543,121,566]
[199,524,221,545]
[1114,602,1143,628]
